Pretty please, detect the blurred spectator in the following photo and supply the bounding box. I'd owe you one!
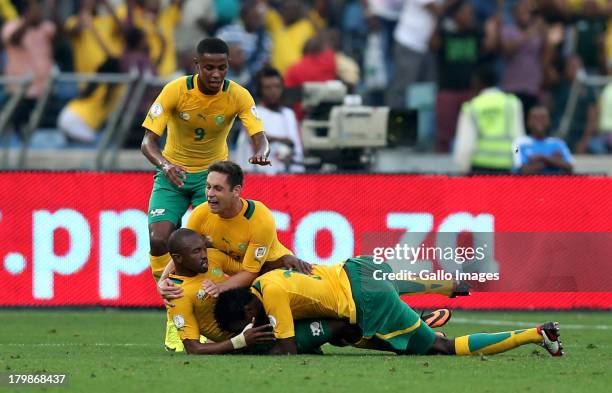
[0,0,17,26]
[327,28,360,90]
[121,27,159,148]
[121,26,157,74]
[594,67,612,154]
[227,43,251,87]
[513,105,574,174]
[264,0,317,75]
[235,66,304,174]
[550,55,598,153]
[117,0,183,77]
[284,34,336,88]
[500,0,552,118]
[175,0,216,72]
[57,57,123,144]
[214,0,240,29]
[217,0,271,85]
[2,0,56,136]
[431,0,499,152]
[363,0,403,81]
[64,0,123,73]
[387,0,458,109]
[454,66,525,174]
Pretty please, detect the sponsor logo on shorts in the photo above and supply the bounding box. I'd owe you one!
[149,208,166,217]
[173,314,185,330]
[254,246,267,260]
[310,321,323,336]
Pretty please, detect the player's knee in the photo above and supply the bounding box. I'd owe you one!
[149,229,170,255]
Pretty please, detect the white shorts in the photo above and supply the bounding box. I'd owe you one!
[57,107,96,143]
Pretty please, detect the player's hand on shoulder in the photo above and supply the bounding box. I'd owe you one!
[202,279,221,298]
[281,255,313,275]
[158,278,184,306]
[160,162,187,188]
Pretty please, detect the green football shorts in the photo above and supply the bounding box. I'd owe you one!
[147,169,208,226]
[344,256,436,355]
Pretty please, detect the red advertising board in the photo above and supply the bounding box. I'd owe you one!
[1,172,611,308]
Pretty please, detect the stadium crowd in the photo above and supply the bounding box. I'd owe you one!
[1,0,612,172]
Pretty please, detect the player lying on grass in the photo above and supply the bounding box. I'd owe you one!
[158,160,464,349]
[214,256,564,356]
[164,228,458,354]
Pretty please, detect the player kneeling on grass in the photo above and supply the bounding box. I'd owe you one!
[165,228,275,354]
[213,256,564,356]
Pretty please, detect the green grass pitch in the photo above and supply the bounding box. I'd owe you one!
[0,310,610,393]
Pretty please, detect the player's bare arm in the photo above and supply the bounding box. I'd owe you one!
[267,338,298,355]
[141,130,187,187]
[202,270,258,297]
[260,255,312,275]
[249,131,271,166]
[182,324,275,355]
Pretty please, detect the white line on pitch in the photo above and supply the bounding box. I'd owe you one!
[451,317,611,330]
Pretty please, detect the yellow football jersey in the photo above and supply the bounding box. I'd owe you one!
[142,75,264,172]
[186,198,292,273]
[250,264,357,339]
[166,248,235,342]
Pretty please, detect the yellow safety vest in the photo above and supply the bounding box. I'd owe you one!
[466,91,518,170]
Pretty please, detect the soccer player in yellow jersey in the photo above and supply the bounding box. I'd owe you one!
[215,257,564,357]
[159,161,310,292]
[165,228,275,354]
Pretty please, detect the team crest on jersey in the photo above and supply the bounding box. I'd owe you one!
[254,246,267,260]
[173,314,185,330]
[179,112,191,121]
[212,267,223,277]
[250,106,260,120]
[238,243,247,252]
[148,103,163,120]
[149,208,166,217]
[214,115,225,125]
[310,321,323,337]
[268,315,277,328]
[196,289,206,301]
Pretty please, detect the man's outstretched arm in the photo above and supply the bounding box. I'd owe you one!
[183,324,275,355]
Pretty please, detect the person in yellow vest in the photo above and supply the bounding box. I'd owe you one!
[454,66,526,174]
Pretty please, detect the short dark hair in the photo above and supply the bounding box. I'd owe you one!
[167,228,199,255]
[197,38,229,56]
[255,66,283,97]
[208,161,244,189]
[475,65,499,88]
[214,287,255,332]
